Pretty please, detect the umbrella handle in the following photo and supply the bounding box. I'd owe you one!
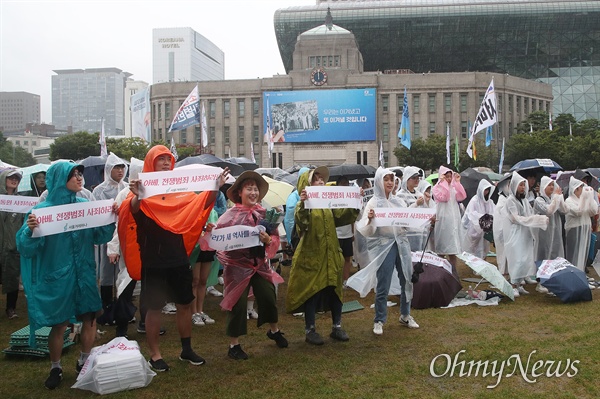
[418,225,434,263]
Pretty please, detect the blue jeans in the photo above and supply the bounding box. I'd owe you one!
[375,243,410,323]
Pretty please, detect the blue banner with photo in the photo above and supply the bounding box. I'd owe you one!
[263,88,376,143]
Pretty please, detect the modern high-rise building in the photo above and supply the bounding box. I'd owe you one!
[51,68,131,135]
[274,0,600,120]
[152,27,225,84]
[0,91,41,133]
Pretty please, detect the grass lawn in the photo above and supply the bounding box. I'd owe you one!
[2,258,600,399]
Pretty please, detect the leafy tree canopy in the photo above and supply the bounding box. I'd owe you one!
[0,132,37,167]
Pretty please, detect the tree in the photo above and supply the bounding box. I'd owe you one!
[50,131,101,161]
[106,137,151,160]
[0,132,37,167]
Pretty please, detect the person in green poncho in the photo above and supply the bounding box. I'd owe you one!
[286,166,360,345]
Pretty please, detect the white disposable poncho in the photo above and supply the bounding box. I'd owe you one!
[397,166,427,251]
[432,166,467,255]
[347,167,413,300]
[504,172,548,283]
[417,179,436,251]
[92,153,129,201]
[461,179,495,259]
[493,177,511,274]
[564,177,599,271]
[533,176,567,261]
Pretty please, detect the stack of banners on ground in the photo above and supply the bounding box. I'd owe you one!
[72,337,155,394]
[3,325,74,357]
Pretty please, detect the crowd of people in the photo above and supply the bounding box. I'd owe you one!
[1,147,599,390]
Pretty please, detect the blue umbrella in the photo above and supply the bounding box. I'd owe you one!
[509,158,563,173]
[538,263,591,303]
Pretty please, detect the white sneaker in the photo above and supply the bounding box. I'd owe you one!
[373,321,383,335]
[218,276,224,285]
[587,276,595,282]
[192,313,205,326]
[399,315,419,329]
[524,276,537,285]
[247,309,259,319]
[535,284,549,294]
[162,303,177,314]
[589,283,596,290]
[517,286,530,295]
[513,288,520,298]
[207,286,223,297]
[198,312,215,324]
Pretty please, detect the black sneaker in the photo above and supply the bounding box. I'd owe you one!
[330,327,349,342]
[305,329,324,346]
[148,358,170,372]
[179,350,206,365]
[281,259,292,267]
[44,368,63,390]
[267,329,288,348]
[137,322,166,335]
[228,344,248,360]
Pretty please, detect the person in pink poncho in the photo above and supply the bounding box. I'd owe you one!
[432,165,467,271]
[201,171,288,360]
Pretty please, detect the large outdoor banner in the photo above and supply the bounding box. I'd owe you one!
[131,86,151,142]
[263,88,376,143]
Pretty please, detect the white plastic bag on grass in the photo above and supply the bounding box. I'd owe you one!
[72,337,156,395]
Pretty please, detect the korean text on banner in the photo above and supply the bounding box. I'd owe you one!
[206,225,262,251]
[0,195,39,213]
[31,200,116,238]
[169,85,200,132]
[131,87,151,142]
[370,207,436,229]
[137,166,222,199]
[304,186,362,209]
[466,79,497,158]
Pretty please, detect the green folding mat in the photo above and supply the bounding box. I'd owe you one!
[342,300,364,313]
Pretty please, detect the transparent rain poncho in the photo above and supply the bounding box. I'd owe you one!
[493,177,511,274]
[461,179,495,259]
[347,167,413,301]
[92,153,129,201]
[397,166,427,251]
[431,166,466,255]
[504,172,548,283]
[533,176,567,261]
[564,177,599,271]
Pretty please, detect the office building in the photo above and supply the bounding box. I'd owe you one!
[0,91,41,133]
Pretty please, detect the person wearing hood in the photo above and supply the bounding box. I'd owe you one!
[286,166,360,345]
[203,171,287,360]
[354,167,419,336]
[432,166,467,270]
[397,166,430,252]
[1,170,24,319]
[417,179,436,251]
[119,145,228,372]
[16,161,117,389]
[92,153,129,323]
[23,170,46,197]
[493,174,512,275]
[461,179,495,259]
[504,172,549,297]
[564,176,599,274]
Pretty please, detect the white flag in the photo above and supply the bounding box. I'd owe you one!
[99,118,108,157]
[549,113,553,131]
[250,142,256,164]
[228,147,232,159]
[170,136,178,161]
[264,96,272,159]
[445,123,450,164]
[379,141,384,167]
[201,101,208,148]
[569,122,573,141]
[498,137,505,174]
[466,79,497,158]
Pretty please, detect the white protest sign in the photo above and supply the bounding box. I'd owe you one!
[536,257,571,280]
[137,165,222,199]
[31,200,116,237]
[371,207,436,228]
[0,195,39,213]
[362,187,374,204]
[304,186,362,209]
[206,225,262,251]
[411,251,453,274]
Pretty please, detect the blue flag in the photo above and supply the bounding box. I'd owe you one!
[397,87,411,149]
[485,125,492,147]
[169,85,200,132]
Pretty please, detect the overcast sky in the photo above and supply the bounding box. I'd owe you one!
[0,0,316,123]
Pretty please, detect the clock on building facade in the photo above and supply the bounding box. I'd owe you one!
[310,68,327,86]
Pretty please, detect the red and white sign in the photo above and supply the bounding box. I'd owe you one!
[30,200,116,237]
[371,207,436,229]
[137,166,222,199]
[0,195,39,213]
[304,186,362,209]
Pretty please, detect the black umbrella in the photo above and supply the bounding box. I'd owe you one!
[460,167,492,204]
[411,259,462,309]
[509,158,563,174]
[225,157,259,171]
[328,164,376,182]
[175,154,244,176]
[78,155,107,190]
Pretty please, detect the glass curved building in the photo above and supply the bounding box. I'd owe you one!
[274,0,600,120]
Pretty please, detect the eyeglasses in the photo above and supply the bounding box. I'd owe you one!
[72,171,84,179]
